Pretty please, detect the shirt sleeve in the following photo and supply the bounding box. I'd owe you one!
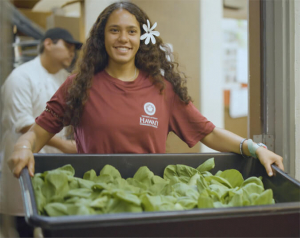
[2,72,35,133]
[35,75,73,134]
[169,94,215,148]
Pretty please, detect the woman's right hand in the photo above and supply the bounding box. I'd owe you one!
[8,123,56,178]
[7,148,35,178]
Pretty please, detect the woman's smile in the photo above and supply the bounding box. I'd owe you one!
[114,46,132,53]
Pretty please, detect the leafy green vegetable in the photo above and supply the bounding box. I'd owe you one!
[44,203,69,216]
[198,196,214,209]
[196,158,215,173]
[41,171,69,203]
[83,169,97,181]
[105,198,142,214]
[253,189,275,205]
[218,169,244,188]
[141,194,178,211]
[133,166,154,187]
[99,165,121,180]
[31,176,46,213]
[164,164,199,184]
[32,158,275,217]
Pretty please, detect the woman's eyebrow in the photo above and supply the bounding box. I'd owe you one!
[107,24,138,29]
[127,25,139,29]
[107,24,119,28]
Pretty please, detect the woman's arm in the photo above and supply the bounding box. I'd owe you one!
[46,137,77,154]
[20,124,77,153]
[8,123,55,178]
[201,127,284,176]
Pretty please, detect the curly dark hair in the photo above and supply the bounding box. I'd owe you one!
[65,1,192,127]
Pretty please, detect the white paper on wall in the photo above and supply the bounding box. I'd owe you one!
[229,88,248,118]
[236,48,248,83]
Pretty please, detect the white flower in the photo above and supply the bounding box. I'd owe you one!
[140,19,160,45]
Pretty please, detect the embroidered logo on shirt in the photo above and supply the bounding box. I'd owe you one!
[144,102,156,115]
[140,102,158,128]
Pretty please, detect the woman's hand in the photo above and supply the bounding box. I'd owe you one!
[7,139,76,178]
[7,123,55,178]
[201,128,285,177]
[7,148,35,178]
[256,147,284,176]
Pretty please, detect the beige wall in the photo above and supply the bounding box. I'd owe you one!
[248,0,262,139]
[199,0,223,152]
[84,0,118,38]
[131,0,201,153]
[224,107,247,138]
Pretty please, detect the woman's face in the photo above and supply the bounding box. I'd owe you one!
[104,9,141,66]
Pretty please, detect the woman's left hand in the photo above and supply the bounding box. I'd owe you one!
[256,147,284,176]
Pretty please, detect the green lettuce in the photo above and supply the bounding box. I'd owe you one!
[32,158,275,217]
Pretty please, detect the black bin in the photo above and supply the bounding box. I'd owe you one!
[19,153,300,237]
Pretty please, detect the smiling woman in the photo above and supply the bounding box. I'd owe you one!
[8,2,283,190]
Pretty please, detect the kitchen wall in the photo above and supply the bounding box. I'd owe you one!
[84,0,118,37]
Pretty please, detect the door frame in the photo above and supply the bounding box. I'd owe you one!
[249,0,297,177]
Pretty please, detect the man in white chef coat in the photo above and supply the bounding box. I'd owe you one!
[0,27,82,237]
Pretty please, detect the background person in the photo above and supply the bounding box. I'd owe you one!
[0,27,82,237]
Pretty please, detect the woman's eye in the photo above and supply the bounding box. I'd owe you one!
[110,29,118,33]
[129,30,137,34]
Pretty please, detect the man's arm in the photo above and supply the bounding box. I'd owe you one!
[20,124,77,154]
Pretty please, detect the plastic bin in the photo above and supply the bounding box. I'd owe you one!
[19,153,300,237]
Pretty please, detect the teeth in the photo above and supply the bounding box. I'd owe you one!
[116,47,129,52]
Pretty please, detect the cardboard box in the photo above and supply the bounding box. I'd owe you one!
[11,0,40,9]
[18,8,52,30]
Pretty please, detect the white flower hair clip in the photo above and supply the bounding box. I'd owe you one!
[140,19,160,45]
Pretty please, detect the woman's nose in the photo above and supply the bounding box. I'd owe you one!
[118,31,128,42]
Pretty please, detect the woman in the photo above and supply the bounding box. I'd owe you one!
[8,2,283,179]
